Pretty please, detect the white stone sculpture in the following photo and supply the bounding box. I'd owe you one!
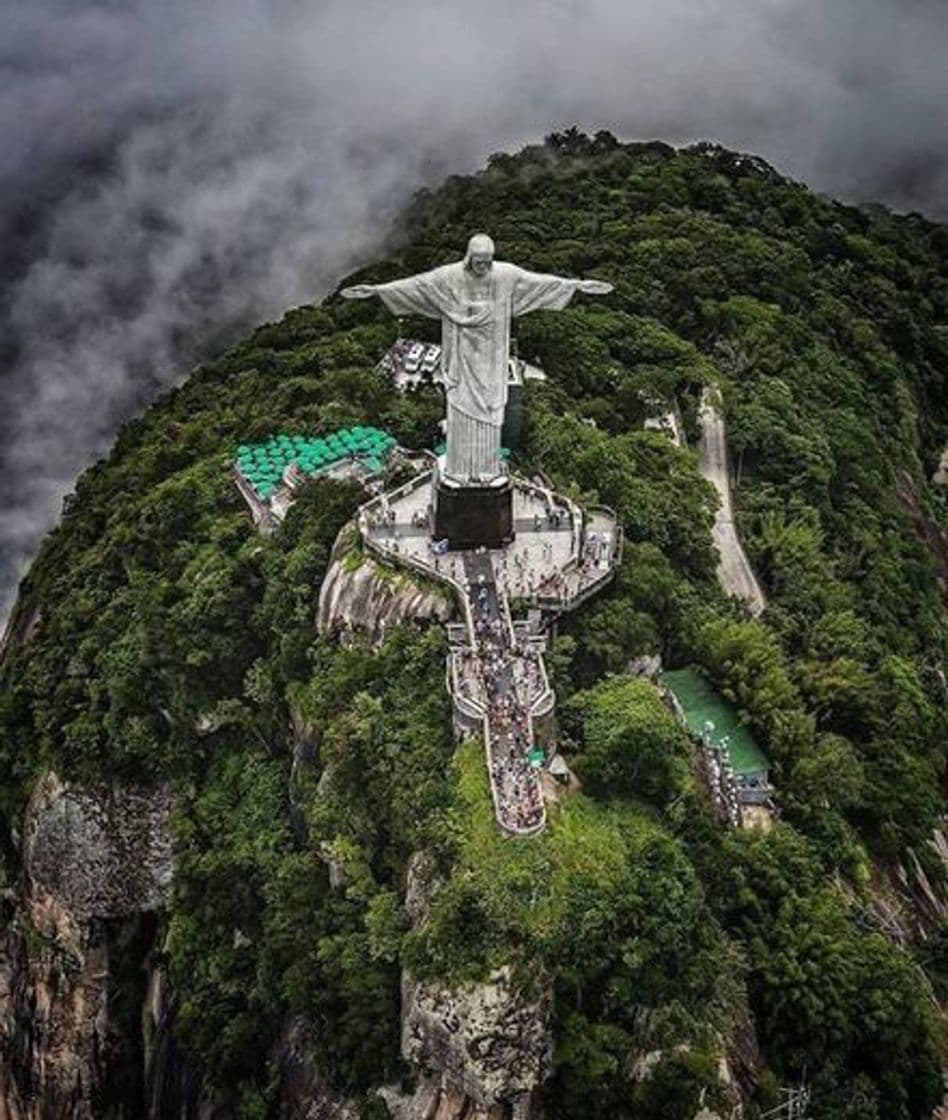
[342,234,612,482]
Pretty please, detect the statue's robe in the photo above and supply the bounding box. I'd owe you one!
[371,261,583,480]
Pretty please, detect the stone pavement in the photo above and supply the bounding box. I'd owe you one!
[361,474,616,611]
[463,552,545,834]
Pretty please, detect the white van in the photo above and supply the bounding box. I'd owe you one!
[404,342,425,373]
[421,345,441,374]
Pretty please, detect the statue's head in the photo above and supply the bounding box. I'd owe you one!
[464,233,494,277]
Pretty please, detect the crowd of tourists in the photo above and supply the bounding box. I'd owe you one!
[511,650,545,705]
[701,727,742,828]
[467,574,544,833]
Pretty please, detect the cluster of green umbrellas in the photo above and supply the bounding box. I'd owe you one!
[235,426,397,499]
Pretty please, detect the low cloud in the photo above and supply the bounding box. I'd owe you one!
[3,0,947,622]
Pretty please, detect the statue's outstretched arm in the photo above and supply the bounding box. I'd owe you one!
[576,279,613,295]
[511,267,612,316]
[342,270,447,319]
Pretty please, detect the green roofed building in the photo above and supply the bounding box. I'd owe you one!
[660,667,769,782]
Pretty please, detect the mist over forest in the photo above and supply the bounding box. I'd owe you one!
[3,0,948,622]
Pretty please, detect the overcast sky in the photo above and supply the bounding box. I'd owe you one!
[2,0,947,624]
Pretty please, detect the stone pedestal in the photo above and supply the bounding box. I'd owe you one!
[433,471,513,550]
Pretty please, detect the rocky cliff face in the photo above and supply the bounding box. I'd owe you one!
[379,854,553,1120]
[394,967,552,1120]
[318,526,455,645]
[273,1017,361,1120]
[23,774,173,922]
[0,773,178,1120]
[0,551,536,1119]
[0,763,374,1119]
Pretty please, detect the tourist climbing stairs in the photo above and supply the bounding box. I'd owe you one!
[462,552,545,835]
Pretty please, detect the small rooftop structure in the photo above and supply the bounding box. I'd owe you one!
[661,666,774,828]
[548,754,570,783]
[660,666,769,780]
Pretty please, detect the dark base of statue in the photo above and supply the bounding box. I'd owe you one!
[433,475,514,550]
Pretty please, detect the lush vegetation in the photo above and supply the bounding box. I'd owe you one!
[411,741,745,1120]
[2,129,948,1117]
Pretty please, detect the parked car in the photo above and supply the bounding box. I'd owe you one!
[421,344,441,374]
[403,342,425,372]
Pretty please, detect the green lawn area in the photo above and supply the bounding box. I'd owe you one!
[410,740,699,984]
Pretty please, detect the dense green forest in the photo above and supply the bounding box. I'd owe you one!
[3,130,948,1118]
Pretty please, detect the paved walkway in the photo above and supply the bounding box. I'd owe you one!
[463,552,545,834]
[362,475,616,611]
[358,471,619,835]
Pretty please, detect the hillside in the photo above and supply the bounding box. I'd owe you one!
[2,130,948,1119]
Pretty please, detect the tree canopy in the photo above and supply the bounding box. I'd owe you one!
[2,131,948,1118]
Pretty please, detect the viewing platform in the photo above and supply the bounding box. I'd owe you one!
[358,469,621,836]
[359,471,620,613]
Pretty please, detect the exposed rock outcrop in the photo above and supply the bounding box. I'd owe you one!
[386,853,552,1120]
[380,1073,518,1120]
[0,774,177,1120]
[318,526,455,644]
[627,653,662,680]
[401,966,552,1112]
[24,773,173,922]
[0,597,41,663]
[276,1017,360,1120]
[143,963,227,1120]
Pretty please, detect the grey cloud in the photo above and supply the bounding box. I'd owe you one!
[2,0,948,623]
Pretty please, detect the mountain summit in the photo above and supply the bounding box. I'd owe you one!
[2,131,948,1119]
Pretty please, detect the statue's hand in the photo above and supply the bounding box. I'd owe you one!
[341,284,376,299]
[578,279,613,295]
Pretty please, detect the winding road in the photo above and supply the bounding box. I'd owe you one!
[697,386,766,616]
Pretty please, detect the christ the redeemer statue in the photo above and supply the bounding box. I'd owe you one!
[342,234,612,482]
